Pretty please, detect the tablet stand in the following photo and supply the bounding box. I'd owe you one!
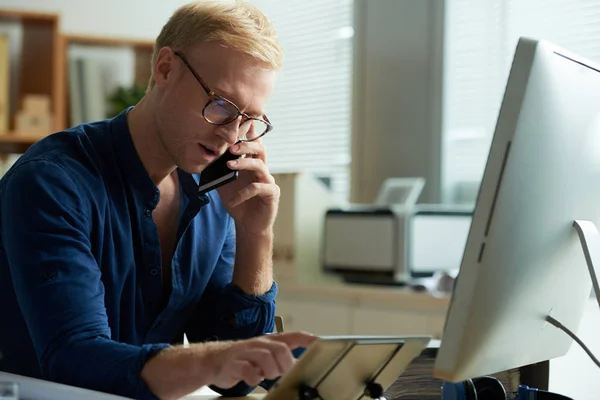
[264,336,430,400]
[297,383,320,400]
[364,381,385,398]
[297,381,384,400]
[299,341,398,400]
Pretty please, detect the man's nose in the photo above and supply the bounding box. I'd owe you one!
[214,119,241,145]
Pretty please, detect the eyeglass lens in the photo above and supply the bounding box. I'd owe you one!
[204,98,268,141]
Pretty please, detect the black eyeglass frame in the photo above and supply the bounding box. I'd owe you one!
[174,50,273,142]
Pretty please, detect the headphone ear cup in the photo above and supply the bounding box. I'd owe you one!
[472,376,506,400]
[441,380,477,400]
[464,379,478,400]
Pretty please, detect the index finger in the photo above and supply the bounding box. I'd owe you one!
[266,331,318,349]
[230,140,266,161]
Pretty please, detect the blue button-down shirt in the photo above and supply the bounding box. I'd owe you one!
[0,108,277,399]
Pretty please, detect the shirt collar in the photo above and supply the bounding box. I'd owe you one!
[108,107,207,206]
[109,107,160,205]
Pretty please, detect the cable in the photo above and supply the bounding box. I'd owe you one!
[545,315,600,369]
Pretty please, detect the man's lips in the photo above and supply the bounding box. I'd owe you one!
[198,143,221,161]
[200,143,218,156]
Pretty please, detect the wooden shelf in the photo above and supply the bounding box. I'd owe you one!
[64,34,154,49]
[0,132,46,153]
[0,9,155,155]
[0,9,64,147]
[0,9,58,22]
[63,34,154,90]
[62,33,154,130]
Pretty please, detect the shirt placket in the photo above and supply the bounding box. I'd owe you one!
[141,189,163,317]
[144,176,211,339]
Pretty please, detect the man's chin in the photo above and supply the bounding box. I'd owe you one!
[177,161,209,175]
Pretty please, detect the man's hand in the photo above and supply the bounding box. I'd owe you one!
[215,139,277,294]
[216,140,278,237]
[210,332,317,388]
[141,332,317,400]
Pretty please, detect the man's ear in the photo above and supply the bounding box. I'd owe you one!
[153,47,177,89]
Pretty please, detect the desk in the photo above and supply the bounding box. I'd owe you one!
[183,395,264,400]
[0,372,268,400]
[181,386,266,400]
[274,280,450,338]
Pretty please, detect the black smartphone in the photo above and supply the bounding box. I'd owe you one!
[198,148,242,194]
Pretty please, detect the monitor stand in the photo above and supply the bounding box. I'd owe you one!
[572,220,600,310]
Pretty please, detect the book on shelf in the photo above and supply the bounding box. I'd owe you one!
[68,44,137,127]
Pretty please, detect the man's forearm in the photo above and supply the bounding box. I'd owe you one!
[142,333,317,400]
[141,342,228,400]
[232,223,274,295]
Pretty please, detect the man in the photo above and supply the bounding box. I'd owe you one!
[0,1,315,399]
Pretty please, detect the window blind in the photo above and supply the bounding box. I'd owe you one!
[443,0,600,204]
[248,0,354,203]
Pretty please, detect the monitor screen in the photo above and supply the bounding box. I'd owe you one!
[409,212,472,275]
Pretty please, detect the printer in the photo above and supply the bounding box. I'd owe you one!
[322,178,473,285]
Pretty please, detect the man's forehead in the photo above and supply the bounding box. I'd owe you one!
[187,42,264,75]
[184,44,274,114]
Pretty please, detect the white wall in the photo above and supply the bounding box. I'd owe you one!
[549,300,600,400]
[351,0,445,204]
[2,0,446,203]
[0,0,189,39]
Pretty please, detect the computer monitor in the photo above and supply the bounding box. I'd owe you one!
[434,37,600,383]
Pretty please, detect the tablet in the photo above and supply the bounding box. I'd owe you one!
[264,335,431,400]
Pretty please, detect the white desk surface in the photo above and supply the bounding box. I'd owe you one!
[183,395,265,399]
[181,386,265,399]
[0,372,266,400]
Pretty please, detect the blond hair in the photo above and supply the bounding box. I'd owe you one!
[147,0,282,91]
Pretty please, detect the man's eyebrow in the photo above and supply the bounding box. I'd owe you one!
[214,87,265,118]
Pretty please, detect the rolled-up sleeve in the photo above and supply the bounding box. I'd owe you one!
[2,160,169,400]
[185,214,278,397]
[186,216,278,343]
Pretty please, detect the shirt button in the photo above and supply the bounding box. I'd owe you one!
[150,268,159,276]
[153,191,159,200]
[144,209,152,218]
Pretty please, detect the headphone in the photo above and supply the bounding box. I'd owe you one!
[441,376,574,400]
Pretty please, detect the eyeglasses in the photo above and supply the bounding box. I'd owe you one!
[174,50,273,142]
